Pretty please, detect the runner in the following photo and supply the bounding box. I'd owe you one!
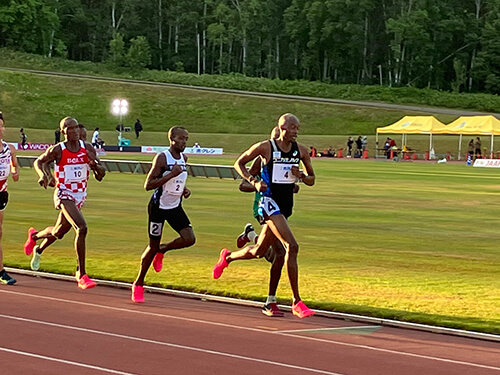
[131,126,195,303]
[213,113,316,318]
[23,116,106,289]
[0,112,20,285]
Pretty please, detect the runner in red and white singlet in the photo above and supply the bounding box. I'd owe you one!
[0,112,20,285]
[24,117,105,290]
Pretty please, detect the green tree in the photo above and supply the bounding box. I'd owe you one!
[127,35,152,69]
[109,32,126,66]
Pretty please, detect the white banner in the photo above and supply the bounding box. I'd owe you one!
[141,146,223,155]
[473,159,500,168]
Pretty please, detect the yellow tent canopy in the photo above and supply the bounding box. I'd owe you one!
[433,116,500,159]
[376,116,447,153]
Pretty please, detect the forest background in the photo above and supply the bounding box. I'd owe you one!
[1,0,500,95]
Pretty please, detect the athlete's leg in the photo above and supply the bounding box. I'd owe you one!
[158,226,195,253]
[265,214,301,304]
[268,240,285,297]
[59,200,88,276]
[0,210,4,271]
[226,223,277,262]
[135,237,160,287]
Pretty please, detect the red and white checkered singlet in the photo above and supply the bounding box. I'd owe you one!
[55,141,89,194]
[0,141,12,192]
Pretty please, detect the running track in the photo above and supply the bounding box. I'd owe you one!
[0,274,499,375]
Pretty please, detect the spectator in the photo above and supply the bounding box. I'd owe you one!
[347,136,353,157]
[474,137,482,159]
[362,136,368,152]
[20,128,27,149]
[91,127,105,149]
[55,128,61,144]
[355,136,363,157]
[468,139,474,161]
[134,119,143,139]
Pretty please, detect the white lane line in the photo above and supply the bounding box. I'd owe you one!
[0,347,137,375]
[0,314,344,375]
[276,326,382,334]
[1,289,499,371]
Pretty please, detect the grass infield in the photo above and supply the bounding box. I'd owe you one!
[2,155,499,334]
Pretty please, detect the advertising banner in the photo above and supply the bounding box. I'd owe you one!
[473,159,500,168]
[141,146,223,155]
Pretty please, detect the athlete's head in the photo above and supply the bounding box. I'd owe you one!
[168,126,189,153]
[270,126,280,140]
[278,113,300,142]
[60,117,79,141]
[78,124,87,141]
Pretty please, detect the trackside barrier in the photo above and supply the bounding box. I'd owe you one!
[17,156,240,179]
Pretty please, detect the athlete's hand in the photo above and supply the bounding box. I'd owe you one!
[38,175,49,189]
[171,162,183,177]
[47,176,56,187]
[254,180,267,192]
[291,165,301,178]
[183,188,191,199]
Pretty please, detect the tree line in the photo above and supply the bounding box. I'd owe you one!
[1,0,500,94]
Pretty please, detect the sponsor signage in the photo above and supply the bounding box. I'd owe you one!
[473,159,500,168]
[16,143,52,151]
[141,146,223,155]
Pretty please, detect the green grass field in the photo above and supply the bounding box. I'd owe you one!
[3,156,499,334]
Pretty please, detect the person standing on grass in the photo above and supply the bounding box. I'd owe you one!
[131,126,195,303]
[474,137,482,159]
[0,112,20,285]
[213,113,316,318]
[23,116,106,290]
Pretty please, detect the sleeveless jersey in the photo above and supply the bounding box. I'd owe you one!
[152,150,188,210]
[0,141,12,192]
[260,139,300,218]
[55,141,89,195]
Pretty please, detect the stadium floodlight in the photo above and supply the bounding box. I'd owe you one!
[111,98,129,145]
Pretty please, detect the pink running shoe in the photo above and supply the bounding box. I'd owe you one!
[292,301,315,318]
[24,227,37,255]
[212,248,230,279]
[76,274,97,290]
[131,282,145,303]
[152,252,164,273]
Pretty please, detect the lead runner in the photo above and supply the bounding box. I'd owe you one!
[213,113,316,318]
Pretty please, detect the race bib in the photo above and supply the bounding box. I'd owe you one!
[258,196,281,219]
[272,163,297,184]
[64,164,87,183]
[0,163,9,180]
[165,175,186,196]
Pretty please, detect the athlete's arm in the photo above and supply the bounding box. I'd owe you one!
[182,154,191,198]
[85,143,106,181]
[235,142,269,192]
[238,157,261,193]
[34,145,60,189]
[8,144,19,182]
[144,152,182,191]
[295,144,315,186]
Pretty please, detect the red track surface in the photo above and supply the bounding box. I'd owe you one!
[0,274,499,375]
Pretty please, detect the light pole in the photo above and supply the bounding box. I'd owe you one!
[111,98,128,145]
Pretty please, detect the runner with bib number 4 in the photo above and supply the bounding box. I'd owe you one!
[212,113,316,318]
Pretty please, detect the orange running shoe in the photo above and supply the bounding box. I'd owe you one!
[212,248,230,279]
[152,252,164,273]
[292,301,315,318]
[24,227,37,255]
[76,274,97,290]
[131,282,145,303]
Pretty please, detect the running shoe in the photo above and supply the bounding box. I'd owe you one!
[236,223,255,248]
[212,248,230,279]
[30,247,41,271]
[292,301,315,318]
[152,252,164,273]
[131,282,145,303]
[76,274,97,290]
[262,303,284,317]
[24,227,37,255]
[0,271,16,285]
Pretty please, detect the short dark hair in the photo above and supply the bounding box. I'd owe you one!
[0,112,3,121]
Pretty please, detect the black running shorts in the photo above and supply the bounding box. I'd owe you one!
[148,199,191,239]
